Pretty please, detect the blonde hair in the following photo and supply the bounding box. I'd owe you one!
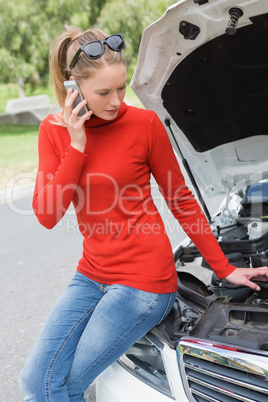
[49,25,126,110]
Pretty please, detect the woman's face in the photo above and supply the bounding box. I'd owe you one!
[79,63,128,121]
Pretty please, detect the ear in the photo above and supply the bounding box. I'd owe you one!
[69,75,75,81]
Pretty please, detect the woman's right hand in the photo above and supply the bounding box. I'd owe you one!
[63,89,93,153]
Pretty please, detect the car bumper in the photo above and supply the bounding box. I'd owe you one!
[96,361,172,402]
[96,343,189,402]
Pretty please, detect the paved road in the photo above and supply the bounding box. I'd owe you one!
[0,193,96,401]
[0,179,184,401]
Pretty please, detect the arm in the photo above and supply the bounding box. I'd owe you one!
[32,123,87,229]
[147,113,268,290]
[33,89,92,229]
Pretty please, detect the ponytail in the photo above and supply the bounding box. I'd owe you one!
[49,25,82,110]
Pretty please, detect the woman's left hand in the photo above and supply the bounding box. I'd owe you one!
[225,267,268,291]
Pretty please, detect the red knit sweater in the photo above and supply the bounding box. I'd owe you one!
[33,102,235,293]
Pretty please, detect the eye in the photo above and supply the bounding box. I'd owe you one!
[99,91,109,96]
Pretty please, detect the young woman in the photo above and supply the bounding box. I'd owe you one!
[19,25,268,401]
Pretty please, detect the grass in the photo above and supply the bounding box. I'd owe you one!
[0,84,143,191]
[0,84,20,113]
[0,124,39,191]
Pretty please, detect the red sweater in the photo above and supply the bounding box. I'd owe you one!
[33,102,235,293]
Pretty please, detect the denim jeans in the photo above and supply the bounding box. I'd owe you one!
[19,271,177,401]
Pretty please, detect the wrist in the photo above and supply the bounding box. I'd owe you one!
[70,141,86,153]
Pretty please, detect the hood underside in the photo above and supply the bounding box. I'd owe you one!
[162,13,268,153]
[131,0,268,198]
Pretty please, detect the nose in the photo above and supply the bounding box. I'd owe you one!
[109,91,121,108]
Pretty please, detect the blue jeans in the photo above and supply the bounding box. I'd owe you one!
[19,271,176,401]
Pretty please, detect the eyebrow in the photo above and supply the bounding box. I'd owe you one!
[96,81,127,92]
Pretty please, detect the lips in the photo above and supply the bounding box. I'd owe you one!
[106,109,119,115]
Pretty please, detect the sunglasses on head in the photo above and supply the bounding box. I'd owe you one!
[70,34,125,69]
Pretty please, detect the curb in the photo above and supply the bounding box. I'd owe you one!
[0,183,35,205]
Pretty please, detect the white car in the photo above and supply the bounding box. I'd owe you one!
[96,0,268,401]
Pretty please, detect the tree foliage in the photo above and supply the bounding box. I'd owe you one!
[97,0,174,79]
[0,0,175,90]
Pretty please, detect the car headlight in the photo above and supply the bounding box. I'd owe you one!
[117,334,174,399]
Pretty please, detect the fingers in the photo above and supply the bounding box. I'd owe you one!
[64,89,92,123]
[64,89,77,122]
[244,279,261,292]
[64,88,77,112]
[73,99,93,122]
[246,267,268,291]
[250,267,268,277]
[224,266,268,291]
[251,277,268,284]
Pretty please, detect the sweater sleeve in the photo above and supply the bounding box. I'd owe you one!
[32,120,87,229]
[147,113,235,279]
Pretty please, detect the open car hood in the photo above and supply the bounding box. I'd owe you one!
[131,0,268,199]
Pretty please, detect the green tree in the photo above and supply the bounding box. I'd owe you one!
[0,0,107,94]
[97,0,175,79]
[0,0,175,92]
[0,0,33,93]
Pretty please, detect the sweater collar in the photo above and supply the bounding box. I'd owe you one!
[85,102,128,128]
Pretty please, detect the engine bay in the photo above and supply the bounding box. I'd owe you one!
[154,183,268,350]
[154,254,268,350]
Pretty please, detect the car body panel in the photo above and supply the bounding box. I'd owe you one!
[96,359,179,402]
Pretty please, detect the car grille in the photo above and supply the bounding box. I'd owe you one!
[177,338,268,402]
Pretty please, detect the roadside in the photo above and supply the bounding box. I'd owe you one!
[0,123,39,193]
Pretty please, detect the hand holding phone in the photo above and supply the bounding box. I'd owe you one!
[63,80,92,153]
[64,80,90,118]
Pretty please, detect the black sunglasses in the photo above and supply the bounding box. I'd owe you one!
[70,34,125,69]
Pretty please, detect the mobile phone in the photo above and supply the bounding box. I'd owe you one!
[64,80,89,117]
